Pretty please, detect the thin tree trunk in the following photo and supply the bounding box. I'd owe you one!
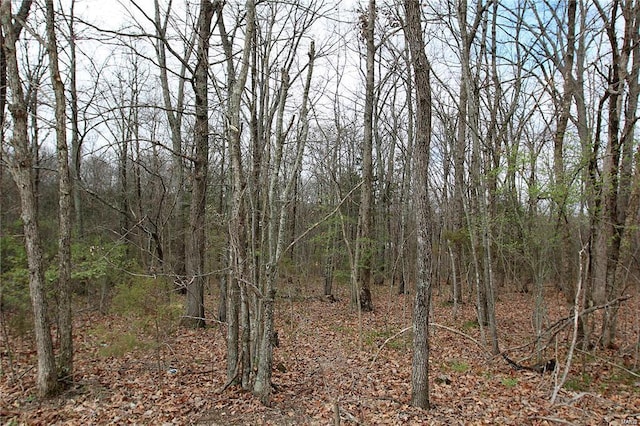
[45,0,73,384]
[356,0,376,312]
[254,40,316,405]
[181,0,214,328]
[600,0,640,346]
[222,0,255,384]
[67,0,83,238]
[404,0,433,410]
[153,0,193,279]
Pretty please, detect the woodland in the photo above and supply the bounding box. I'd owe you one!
[0,0,639,424]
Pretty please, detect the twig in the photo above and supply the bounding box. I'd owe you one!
[530,416,577,425]
[215,370,239,394]
[338,406,361,425]
[282,181,363,259]
[368,326,412,369]
[552,245,586,404]
[500,293,633,364]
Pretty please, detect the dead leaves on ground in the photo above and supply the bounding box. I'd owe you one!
[1,286,639,425]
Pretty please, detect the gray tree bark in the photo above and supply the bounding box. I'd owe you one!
[45,0,73,384]
[221,0,255,384]
[181,0,214,328]
[404,0,433,410]
[1,0,58,397]
[355,0,376,313]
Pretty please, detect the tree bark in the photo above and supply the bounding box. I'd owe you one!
[181,0,214,328]
[404,0,433,410]
[153,0,192,280]
[222,0,255,384]
[66,0,83,238]
[45,0,73,384]
[1,0,58,397]
[254,41,316,404]
[356,0,376,313]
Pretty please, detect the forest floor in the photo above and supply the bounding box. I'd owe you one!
[1,281,639,425]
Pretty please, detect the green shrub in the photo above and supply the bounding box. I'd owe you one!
[110,277,179,321]
[462,319,479,330]
[0,235,27,274]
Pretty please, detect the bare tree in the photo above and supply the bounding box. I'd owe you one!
[45,0,73,385]
[221,0,255,386]
[0,0,59,397]
[181,0,215,328]
[151,0,194,280]
[403,0,433,410]
[354,0,376,313]
[591,0,640,347]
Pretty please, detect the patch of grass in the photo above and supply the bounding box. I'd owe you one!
[610,371,640,386]
[97,331,148,358]
[565,373,593,392]
[449,360,470,373]
[501,377,518,388]
[599,370,640,394]
[331,324,352,335]
[87,277,180,359]
[462,319,479,330]
[364,329,408,350]
[89,324,148,358]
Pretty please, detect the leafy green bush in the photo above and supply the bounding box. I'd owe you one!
[110,277,180,320]
[0,235,27,274]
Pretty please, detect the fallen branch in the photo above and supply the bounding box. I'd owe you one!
[429,322,488,354]
[368,326,411,369]
[530,416,576,425]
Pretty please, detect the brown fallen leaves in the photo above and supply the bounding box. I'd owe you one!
[1,283,638,425]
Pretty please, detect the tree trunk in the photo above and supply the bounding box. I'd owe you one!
[67,0,84,238]
[153,0,192,280]
[45,0,73,384]
[355,0,376,313]
[254,40,316,404]
[221,0,255,384]
[597,0,640,347]
[181,0,214,328]
[404,0,433,410]
[1,0,58,397]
